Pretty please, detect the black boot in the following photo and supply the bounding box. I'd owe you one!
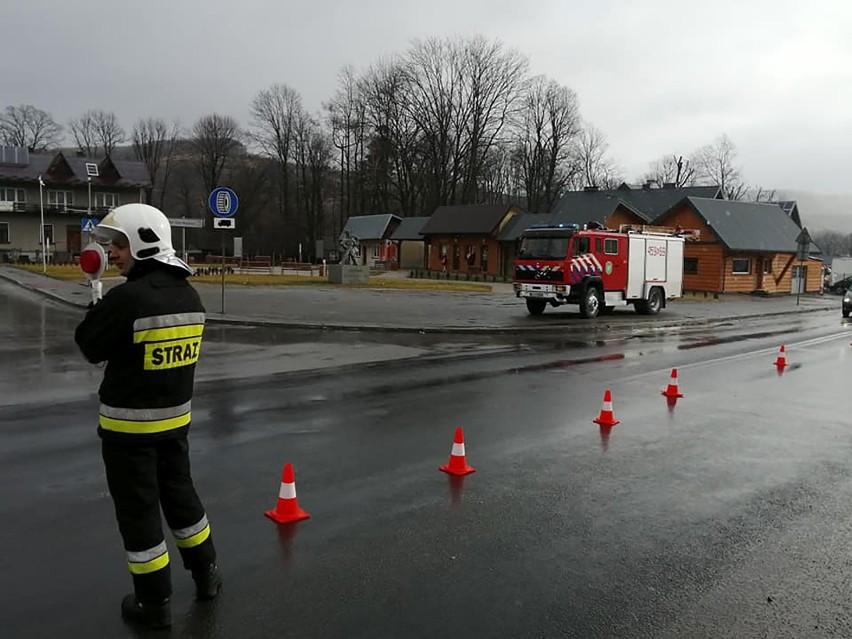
[192,563,222,601]
[120,593,171,629]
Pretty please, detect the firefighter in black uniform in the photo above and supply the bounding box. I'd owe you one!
[75,204,221,629]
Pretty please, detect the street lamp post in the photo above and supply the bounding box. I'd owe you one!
[87,176,92,245]
[38,175,46,273]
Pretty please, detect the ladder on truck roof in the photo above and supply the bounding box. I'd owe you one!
[618,224,701,240]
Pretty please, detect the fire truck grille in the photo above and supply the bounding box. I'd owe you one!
[515,265,564,282]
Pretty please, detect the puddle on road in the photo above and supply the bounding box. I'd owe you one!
[677,327,802,350]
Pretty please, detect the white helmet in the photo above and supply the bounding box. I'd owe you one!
[96,203,193,274]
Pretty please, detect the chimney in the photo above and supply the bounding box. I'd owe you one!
[583,185,599,193]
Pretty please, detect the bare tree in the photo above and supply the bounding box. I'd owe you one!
[812,230,851,260]
[360,60,424,216]
[643,154,696,188]
[132,117,181,206]
[458,37,528,202]
[325,67,366,223]
[478,145,517,204]
[512,76,581,212]
[400,37,467,211]
[69,109,126,157]
[68,111,98,156]
[573,124,622,189]
[228,157,276,254]
[0,104,63,151]
[94,111,125,157]
[190,114,242,193]
[400,36,528,210]
[250,84,302,223]
[748,186,777,202]
[694,134,747,200]
[293,112,333,257]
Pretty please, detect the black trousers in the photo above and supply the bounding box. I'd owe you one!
[102,434,216,602]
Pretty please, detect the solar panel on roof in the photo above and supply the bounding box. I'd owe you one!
[0,146,29,167]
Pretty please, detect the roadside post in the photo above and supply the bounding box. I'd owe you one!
[208,187,239,313]
[167,217,205,263]
[795,227,811,307]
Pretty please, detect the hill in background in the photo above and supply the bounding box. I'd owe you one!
[779,190,852,233]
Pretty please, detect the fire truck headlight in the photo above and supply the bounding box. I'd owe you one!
[555,285,567,293]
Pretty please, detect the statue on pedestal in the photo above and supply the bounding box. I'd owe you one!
[339,231,361,266]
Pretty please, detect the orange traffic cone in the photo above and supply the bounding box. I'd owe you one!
[265,462,311,524]
[774,345,787,368]
[661,368,684,398]
[439,427,476,476]
[593,389,620,427]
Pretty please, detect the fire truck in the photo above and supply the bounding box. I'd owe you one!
[513,223,697,318]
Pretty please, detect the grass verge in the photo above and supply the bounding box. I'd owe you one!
[10,265,492,293]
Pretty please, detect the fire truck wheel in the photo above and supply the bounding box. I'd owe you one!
[580,286,601,319]
[526,298,547,315]
[637,287,663,315]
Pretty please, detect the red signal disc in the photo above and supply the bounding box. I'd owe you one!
[80,249,103,275]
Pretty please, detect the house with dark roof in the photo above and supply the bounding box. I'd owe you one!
[389,216,430,269]
[0,146,150,262]
[419,203,525,277]
[551,184,722,224]
[340,213,402,267]
[656,197,822,294]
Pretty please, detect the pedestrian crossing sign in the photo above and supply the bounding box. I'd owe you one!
[81,218,98,233]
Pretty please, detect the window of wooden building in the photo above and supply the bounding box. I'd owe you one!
[732,258,751,274]
[684,257,698,274]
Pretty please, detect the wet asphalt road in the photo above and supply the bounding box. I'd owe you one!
[4,283,852,638]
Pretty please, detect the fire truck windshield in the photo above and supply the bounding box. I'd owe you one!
[518,234,571,260]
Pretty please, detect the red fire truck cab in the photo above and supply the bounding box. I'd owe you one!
[513,223,694,318]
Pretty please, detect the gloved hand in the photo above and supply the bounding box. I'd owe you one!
[91,279,103,306]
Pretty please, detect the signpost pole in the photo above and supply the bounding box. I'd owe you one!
[207,187,239,315]
[38,176,46,273]
[796,260,801,307]
[795,227,811,308]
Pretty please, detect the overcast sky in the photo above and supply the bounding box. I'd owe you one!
[4,0,851,195]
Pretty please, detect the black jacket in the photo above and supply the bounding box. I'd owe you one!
[75,260,206,441]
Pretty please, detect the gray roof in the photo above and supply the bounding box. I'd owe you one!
[553,185,721,222]
[0,152,52,183]
[341,214,401,240]
[680,197,804,252]
[0,150,150,188]
[497,202,637,242]
[544,197,642,226]
[772,200,802,227]
[390,216,430,240]
[420,203,523,235]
